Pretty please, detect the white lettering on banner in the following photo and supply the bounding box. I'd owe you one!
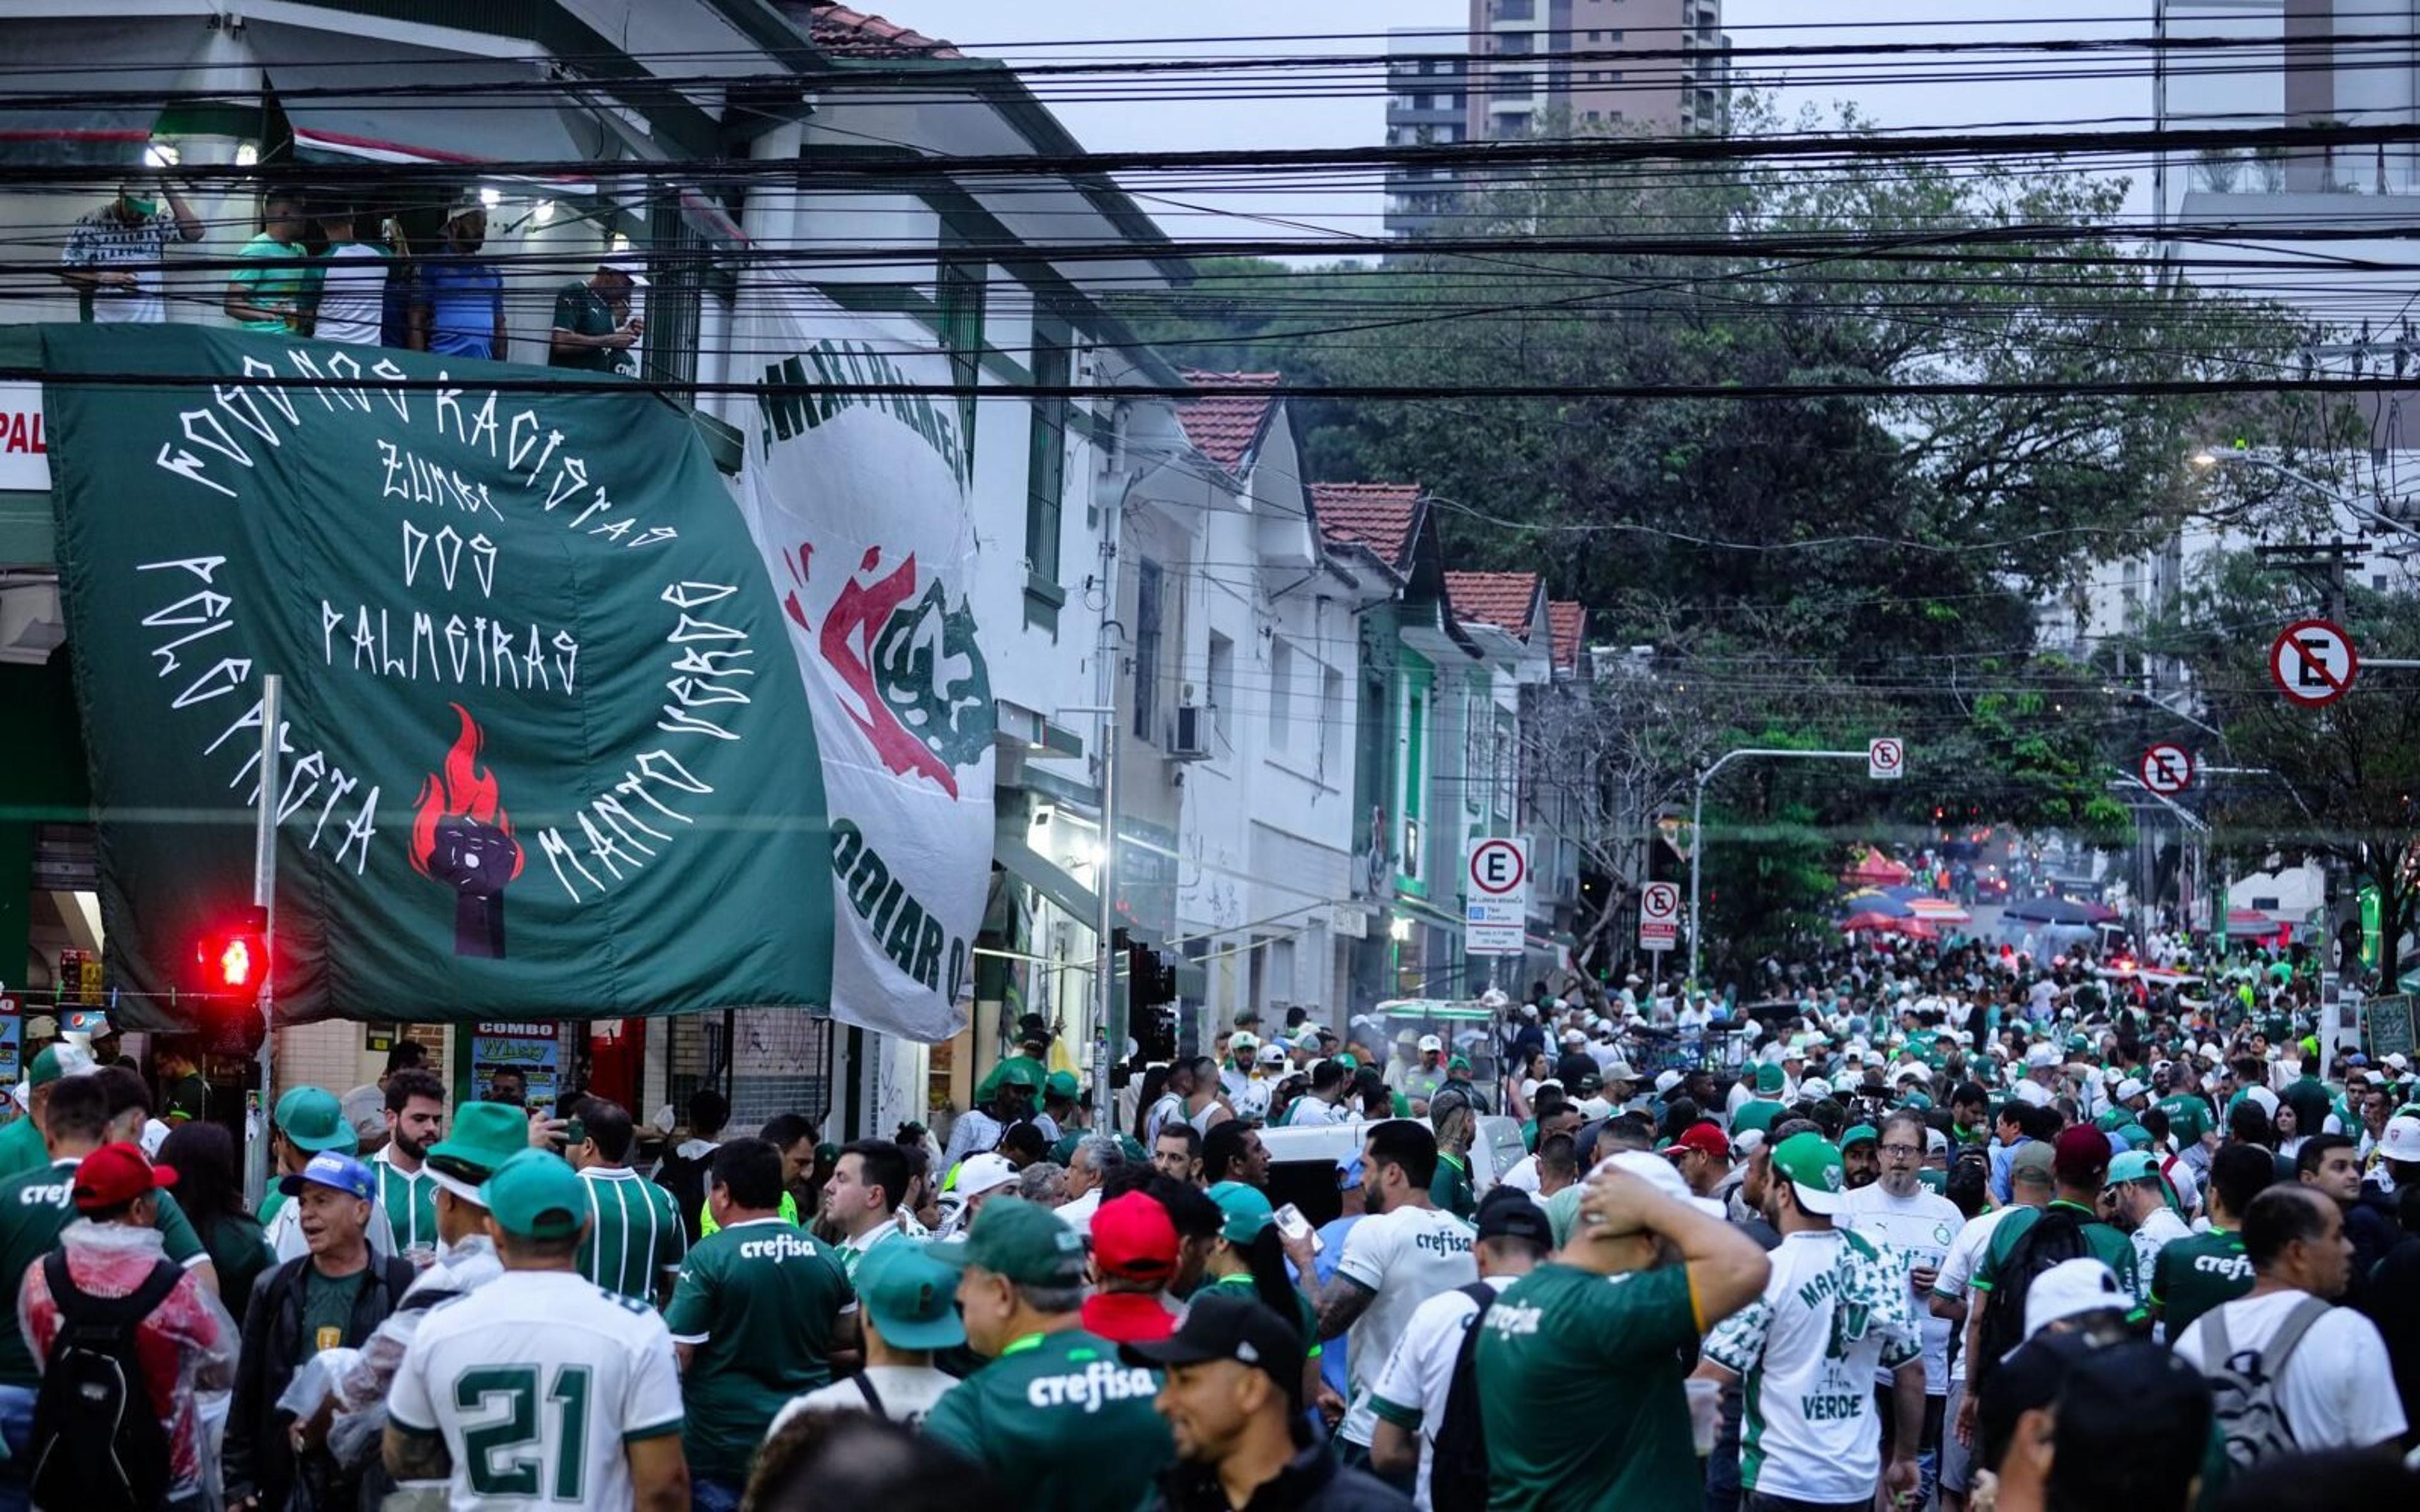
[533,750,713,904]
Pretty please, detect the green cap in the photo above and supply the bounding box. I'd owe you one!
[1334,1052,1359,1072]
[478,1149,588,1241]
[1840,1124,1879,1150]
[2107,1150,2163,1186]
[1770,1133,1848,1217]
[274,1087,357,1154]
[1755,1063,1787,1094]
[927,1196,1086,1288]
[1044,1070,1081,1101]
[994,1058,1044,1092]
[1447,1055,1471,1073]
[1902,1091,1934,1111]
[426,1102,530,1186]
[1206,1180,1274,1245]
[2116,1124,2150,1148]
[854,1241,967,1351]
[26,1046,76,1090]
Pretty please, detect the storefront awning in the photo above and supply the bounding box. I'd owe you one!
[994,823,1099,928]
[250,23,613,190]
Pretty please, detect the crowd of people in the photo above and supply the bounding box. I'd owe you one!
[59,173,647,372]
[0,929,2416,1509]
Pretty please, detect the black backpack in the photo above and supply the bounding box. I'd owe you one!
[655,1148,713,1246]
[29,1251,185,1512]
[1975,1206,2090,1387]
[1428,1281,1502,1512]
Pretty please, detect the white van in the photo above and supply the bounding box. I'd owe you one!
[1255,1114,1526,1227]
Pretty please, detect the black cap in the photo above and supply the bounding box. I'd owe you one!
[1119,1291,1304,1399]
[2051,1341,2213,1504]
[1475,1186,1551,1245]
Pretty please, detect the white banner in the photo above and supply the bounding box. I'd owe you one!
[734,281,996,1041]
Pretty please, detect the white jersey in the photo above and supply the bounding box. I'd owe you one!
[2174,1289,2408,1453]
[1333,1204,1477,1446]
[1367,1274,1514,1509]
[1702,1228,1922,1505]
[1932,1205,2025,1385]
[2129,1205,2194,1283]
[389,1269,684,1511]
[766,1363,956,1435]
[1840,1181,1964,1392]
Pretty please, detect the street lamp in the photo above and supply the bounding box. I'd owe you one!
[2190,447,2420,547]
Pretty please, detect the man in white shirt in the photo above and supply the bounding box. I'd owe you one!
[58,177,202,323]
[1279,1120,1476,1467]
[822,1138,917,1281]
[1930,1144,2051,1512]
[766,1241,959,1434]
[1366,1189,1548,1508]
[311,207,391,345]
[2173,1184,2407,1462]
[1841,1112,1964,1507]
[1283,1060,1351,1127]
[2107,1150,2193,1282]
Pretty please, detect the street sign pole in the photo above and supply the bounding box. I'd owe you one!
[244,673,281,1213]
[1688,747,1884,987]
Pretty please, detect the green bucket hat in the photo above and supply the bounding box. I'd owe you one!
[1206,1180,1274,1245]
[1770,1132,1848,1217]
[1755,1063,1787,1094]
[854,1241,967,1351]
[479,1149,587,1241]
[274,1086,357,1154]
[994,1058,1044,1092]
[425,1101,531,1196]
[927,1196,1086,1288]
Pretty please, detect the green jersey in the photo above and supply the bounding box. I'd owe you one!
[546,279,628,374]
[577,1166,686,1303]
[0,1156,207,1384]
[372,1150,439,1254]
[1477,1264,1704,1511]
[229,233,319,332]
[2150,1228,2253,1339]
[1429,1152,1476,1220]
[1972,1201,2145,1320]
[662,1217,853,1477]
[0,1117,47,1181]
[921,1329,1173,1512]
[1731,1099,1785,1138]
[2155,1094,2212,1146]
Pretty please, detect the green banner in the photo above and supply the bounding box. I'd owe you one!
[42,324,831,1026]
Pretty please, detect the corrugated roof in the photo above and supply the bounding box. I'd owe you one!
[1311,482,1421,567]
[792,2,962,58]
[1548,600,1586,670]
[1175,371,1281,472]
[1444,571,1542,641]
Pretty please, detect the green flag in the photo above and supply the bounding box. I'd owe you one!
[41,323,831,1026]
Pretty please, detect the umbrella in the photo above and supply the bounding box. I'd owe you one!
[2002,896,2107,927]
[1842,846,1911,885]
[1906,898,1973,924]
[1834,890,1911,919]
[2226,909,2278,939]
[1841,913,1937,939]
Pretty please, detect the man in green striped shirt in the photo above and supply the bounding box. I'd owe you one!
[371,1068,447,1257]
[569,1097,686,1304]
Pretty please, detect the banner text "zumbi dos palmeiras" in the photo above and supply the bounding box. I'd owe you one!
[41,324,832,1027]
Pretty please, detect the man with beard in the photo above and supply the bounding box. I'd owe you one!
[371,1070,446,1259]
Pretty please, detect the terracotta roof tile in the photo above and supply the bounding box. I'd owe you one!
[1548,600,1586,670]
[1311,483,1420,566]
[1175,372,1281,472]
[1444,571,1543,641]
[789,2,962,59]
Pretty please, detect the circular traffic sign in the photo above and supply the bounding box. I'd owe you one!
[2138,742,2194,796]
[1468,837,1526,896]
[1640,882,1680,921]
[2270,617,2359,707]
[1869,738,1904,773]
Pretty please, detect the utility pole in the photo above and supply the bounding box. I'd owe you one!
[2254,540,2363,621]
[244,674,282,1211]
[1088,461,1133,1135]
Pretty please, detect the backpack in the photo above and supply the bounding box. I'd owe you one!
[1427,1281,1502,1512]
[28,1251,185,1512]
[1974,1206,2090,1387]
[655,1147,713,1246]
[2191,1295,2331,1470]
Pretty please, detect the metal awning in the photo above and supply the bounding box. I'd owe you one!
[0,19,221,166]
[994,823,1099,927]
[249,23,614,189]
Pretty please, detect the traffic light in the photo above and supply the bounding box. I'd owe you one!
[189,907,269,1056]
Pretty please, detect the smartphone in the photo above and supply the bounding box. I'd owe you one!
[1274,1202,1321,1253]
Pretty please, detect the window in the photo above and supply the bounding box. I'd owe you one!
[1464,693,1486,815]
[1414,93,1433,111]
[1132,560,1163,742]
[936,238,984,467]
[1320,667,1345,778]
[1025,329,1069,586]
[1499,33,1533,55]
[1494,713,1516,822]
[1208,634,1235,743]
[1402,689,1426,880]
[1269,638,1294,751]
[1496,0,1535,18]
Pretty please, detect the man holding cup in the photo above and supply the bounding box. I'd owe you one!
[1473,1150,1770,1511]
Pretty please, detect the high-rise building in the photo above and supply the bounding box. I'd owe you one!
[1383,3,1730,239]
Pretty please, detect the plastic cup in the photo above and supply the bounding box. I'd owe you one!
[1685,1377,1722,1457]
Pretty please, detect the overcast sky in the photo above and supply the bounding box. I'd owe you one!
[882,0,2153,239]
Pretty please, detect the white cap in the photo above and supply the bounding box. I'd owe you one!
[1561,1028,1587,1046]
[1230,1031,1259,1052]
[1577,1096,1614,1120]
[2390,1053,2412,1073]
[2114,1077,2146,1103]
[1256,1043,1288,1067]
[2013,1080,2053,1108]
[1801,1078,1833,1101]
[1654,1069,1685,1095]
[1602,1061,1639,1084]
[2024,1258,2127,1340]
[2379,1114,2420,1164]
[1593,1150,1727,1219]
[2026,1043,2059,1068]
[1417,1034,1444,1053]
[598,254,649,289]
[953,1152,1020,1198]
[1891,1063,1929,1085]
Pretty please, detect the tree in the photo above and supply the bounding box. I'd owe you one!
[2149,552,2420,986]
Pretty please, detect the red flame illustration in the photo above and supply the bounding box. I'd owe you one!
[410,704,524,881]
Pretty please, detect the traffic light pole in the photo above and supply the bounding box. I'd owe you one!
[243,674,282,1211]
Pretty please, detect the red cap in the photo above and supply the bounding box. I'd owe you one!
[2052,1125,2112,1186]
[72,1142,176,1212]
[1090,1191,1179,1282]
[1670,1123,1731,1162]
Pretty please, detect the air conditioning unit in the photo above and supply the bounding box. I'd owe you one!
[1168,703,1211,761]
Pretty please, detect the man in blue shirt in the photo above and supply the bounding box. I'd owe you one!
[411,200,505,360]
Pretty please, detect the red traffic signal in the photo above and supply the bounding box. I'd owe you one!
[190,907,268,997]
